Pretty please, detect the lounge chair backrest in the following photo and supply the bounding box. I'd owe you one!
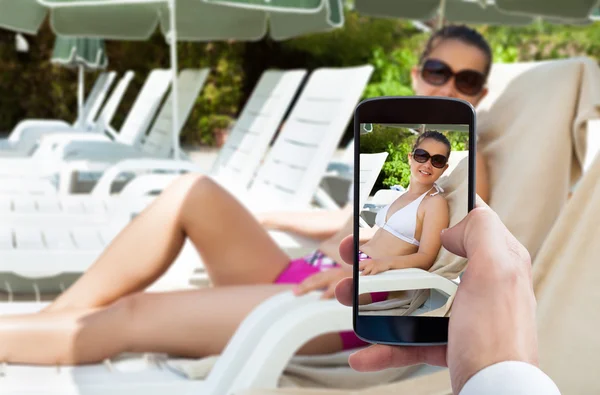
[210,69,307,187]
[359,152,388,208]
[116,69,172,147]
[248,65,374,209]
[80,71,117,128]
[92,71,135,133]
[141,68,210,158]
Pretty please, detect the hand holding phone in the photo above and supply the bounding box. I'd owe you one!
[337,196,538,394]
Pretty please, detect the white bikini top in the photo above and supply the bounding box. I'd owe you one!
[375,184,444,246]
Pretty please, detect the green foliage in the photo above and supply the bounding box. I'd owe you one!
[0,25,246,145]
[0,26,78,128]
[1,14,600,148]
[278,12,415,69]
[104,35,245,145]
[360,125,415,189]
[363,46,416,98]
[361,125,469,190]
[445,131,469,151]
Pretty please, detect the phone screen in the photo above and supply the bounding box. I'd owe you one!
[353,97,475,345]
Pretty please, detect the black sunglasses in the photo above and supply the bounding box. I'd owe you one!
[420,59,486,96]
[412,148,448,169]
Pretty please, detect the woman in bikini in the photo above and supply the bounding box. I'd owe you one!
[358,130,451,277]
[0,25,492,365]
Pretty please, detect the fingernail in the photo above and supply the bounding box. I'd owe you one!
[441,228,448,235]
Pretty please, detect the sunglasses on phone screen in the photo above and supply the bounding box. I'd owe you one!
[412,148,448,169]
[420,59,486,96]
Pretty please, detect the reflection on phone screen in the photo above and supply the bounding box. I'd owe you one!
[358,123,470,318]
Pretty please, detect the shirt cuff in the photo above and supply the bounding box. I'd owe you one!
[460,361,561,395]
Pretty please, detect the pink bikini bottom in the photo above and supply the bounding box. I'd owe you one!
[274,251,388,350]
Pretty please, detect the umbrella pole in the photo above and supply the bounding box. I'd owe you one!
[437,0,447,29]
[168,0,180,160]
[77,64,85,128]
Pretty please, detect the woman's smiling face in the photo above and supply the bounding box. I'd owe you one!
[408,138,449,184]
[411,38,489,107]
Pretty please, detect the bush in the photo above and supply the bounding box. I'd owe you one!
[1,15,599,150]
[104,36,245,146]
[361,124,469,190]
[0,24,246,146]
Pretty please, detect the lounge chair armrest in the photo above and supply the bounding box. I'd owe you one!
[358,268,458,297]
[34,133,113,159]
[53,141,142,162]
[118,173,182,199]
[8,119,72,142]
[91,159,205,197]
[2,126,82,157]
[226,293,352,392]
[203,290,350,394]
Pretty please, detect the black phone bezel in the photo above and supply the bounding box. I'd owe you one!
[353,96,476,345]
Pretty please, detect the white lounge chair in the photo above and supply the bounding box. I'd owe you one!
[0,71,136,162]
[0,65,372,223]
[58,68,307,194]
[0,71,117,155]
[0,266,433,395]
[0,68,174,177]
[0,290,354,395]
[76,65,375,215]
[0,65,374,294]
[0,68,306,196]
[0,67,308,229]
[2,71,117,138]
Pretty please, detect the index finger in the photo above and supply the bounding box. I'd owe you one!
[349,344,447,372]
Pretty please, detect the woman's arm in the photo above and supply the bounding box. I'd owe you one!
[360,196,449,275]
[358,224,379,244]
[256,204,352,241]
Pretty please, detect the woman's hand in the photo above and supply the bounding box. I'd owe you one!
[359,258,390,275]
[294,267,352,299]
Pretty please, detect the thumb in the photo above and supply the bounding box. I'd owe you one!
[338,235,354,266]
[441,216,469,258]
[441,194,489,258]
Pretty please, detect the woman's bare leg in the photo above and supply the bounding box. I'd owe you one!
[47,174,291,312]
[0,286,342,365]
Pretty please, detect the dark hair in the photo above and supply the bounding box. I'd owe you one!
[412,130,451,158]
[419,24,493,79]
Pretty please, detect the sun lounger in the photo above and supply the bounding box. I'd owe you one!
[0,67,305,217]
[0,68,174,175]
[0,68,306,196]
[0,71,117,157]
[0,70,136,161]
[0,65,374,294]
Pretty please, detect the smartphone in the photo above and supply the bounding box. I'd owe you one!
[353,97,476,345]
